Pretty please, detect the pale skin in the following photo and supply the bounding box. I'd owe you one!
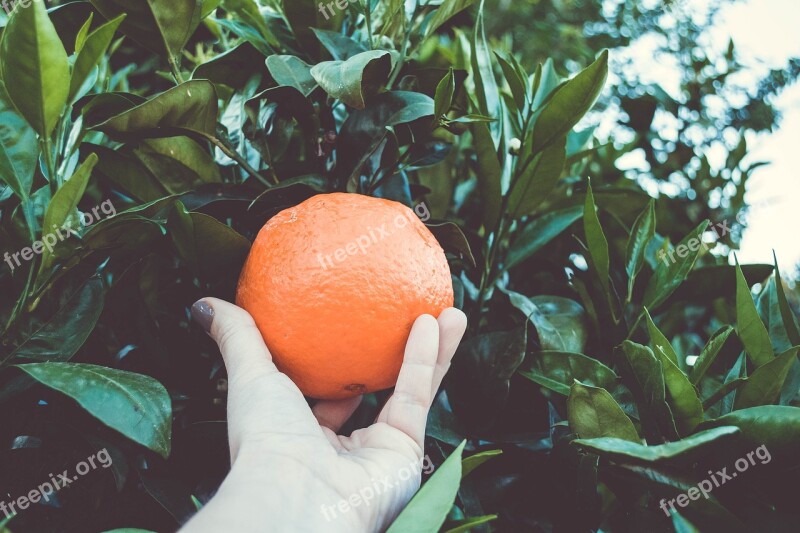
[181,298,467,533]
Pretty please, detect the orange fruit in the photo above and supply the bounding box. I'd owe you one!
[236,192,454,399]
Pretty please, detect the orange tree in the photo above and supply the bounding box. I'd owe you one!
[0,1,798,531]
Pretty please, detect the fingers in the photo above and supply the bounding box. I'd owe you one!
[431,308,468,397]
[312,396,363,433]
[378,314,440,449]
[192,298,278,386]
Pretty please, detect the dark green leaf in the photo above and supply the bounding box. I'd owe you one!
[615,340,679,441]
[690,326,735,385]
[506,206,582,269]
[735,258,773,367]
[519,350,617,395]
[698,405,800,467]
[470,121,502,230]
[643,307,679,368]
[505,290,586,352]
[68,14,126,103]
[494,50,527,113]
[425,0,477,39]
[89,80,218,138]
[625,199,655,302]
[530,50,608,153]
[583,181,610,296]
[434,68,455,120]
[653,345,703,436]
[310,50,392,109]
[734,347,798,409]
[90,0,203,60]
[643,220,709,310]
[311,28,367,61]
[8,277,105,363]
[266,55,317,96]
[17,363,172,458]
[568,381,639,442]
[573,426,739,465]
[0,100,37,201]
[508,136,566,219]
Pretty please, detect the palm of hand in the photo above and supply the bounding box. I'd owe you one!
[187,298,466,533]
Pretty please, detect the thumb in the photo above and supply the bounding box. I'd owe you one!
[191,297,277,385]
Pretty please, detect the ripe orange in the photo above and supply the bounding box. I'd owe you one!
[236,193,454,399]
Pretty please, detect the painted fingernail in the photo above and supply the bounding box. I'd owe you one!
[191,299,215,333]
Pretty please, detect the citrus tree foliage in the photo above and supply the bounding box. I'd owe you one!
[0,0,798,531]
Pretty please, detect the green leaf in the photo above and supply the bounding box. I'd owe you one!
[506,206,582,270]
[0,0,70,137]
[643,219,709,310]
[698,405,800,467]
[615,340,679,441]
[568,381,639,442]
[425,0,477,39]
[519,350,618,395]
[434,68,455,120]
[68,14,126,103]
[191,42,267,90]
[461,449,502,478]
[643,308,679,368]
[41,154,98,237]
[88,80,218,138]
[530,50,608,153]
[690,326,735,385]
[508,136,566,219]
[625,199,655,301]
[505,290,586,352]
[583,180,610,296]
[17,363,172,458]
[74,13,94,53]
[470,121,502,230]
[310,50,392,110]
[221,0,278,49]
[265,55,317,96]
[773,251,800,345]
[734,347,799,409]
[469,0,500,140]
[90,0,203,61]
[311,28,367,61]
[653,345,703,436]
[168,204,251,280]
[7,277,105,363]
[672,512,701,533]
[387,441,466,533]
[0,102,37,201]
[443,515,498,533]
[494,50,527,113]
[573,426,739,465]
[735,258,773,367]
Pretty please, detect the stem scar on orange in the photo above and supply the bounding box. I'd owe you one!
[236,193,454,399]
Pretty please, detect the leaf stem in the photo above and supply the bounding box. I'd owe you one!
[207,135,277,186]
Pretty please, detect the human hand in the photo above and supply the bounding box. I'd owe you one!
[181,298,467,533]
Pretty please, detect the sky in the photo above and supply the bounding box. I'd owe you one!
[713,0,800,277]
[609,0,800,277]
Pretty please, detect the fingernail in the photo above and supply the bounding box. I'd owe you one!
[191,299,215,333]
